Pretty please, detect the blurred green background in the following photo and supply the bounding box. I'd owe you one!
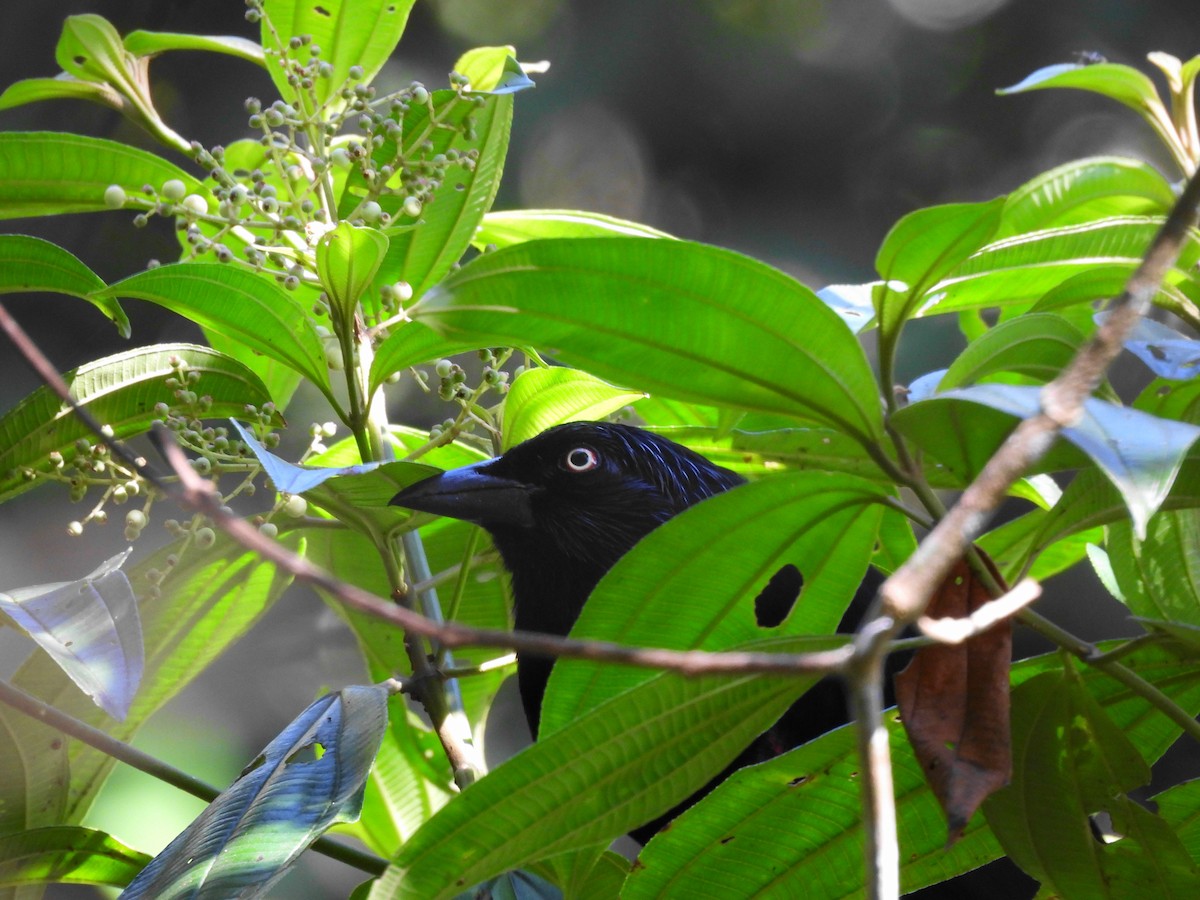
[1,1,1197,897]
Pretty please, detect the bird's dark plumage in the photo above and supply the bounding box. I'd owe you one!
[392,421,745,736]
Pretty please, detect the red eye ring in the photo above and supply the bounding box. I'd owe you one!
[564,447,600,472]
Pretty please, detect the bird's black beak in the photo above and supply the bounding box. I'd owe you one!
[390,460,536,528]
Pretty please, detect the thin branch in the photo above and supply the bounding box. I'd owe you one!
[919,579,1041,645]
[0,678,387,877]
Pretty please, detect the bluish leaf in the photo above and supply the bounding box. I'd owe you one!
[0,550,141,721]
[123,684,388,898]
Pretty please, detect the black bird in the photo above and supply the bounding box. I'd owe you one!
[391,421,744,734]
[390,421,828,840]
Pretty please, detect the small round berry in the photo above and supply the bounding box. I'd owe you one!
[435,358,453,378]
[66,521,84,537]
[161,179,187,201]
[360,200,382,223]
[125,509,147,530]
[181,194,208,216]
[283,494,308,518]
[195,526,216,549]
[259,522,279,538]
[402,196,422,218]
[103,184,127,209]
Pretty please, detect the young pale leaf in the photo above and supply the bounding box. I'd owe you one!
[0,234,127,336]
[984,664,1200,896]
[998,156,1175,238]
[542,472,888,735]
[98,264,332,400]
[0,132,200,219]
[455,46,536,94]
[415,237,885,444]
[316,222,390,325]
[371,635,839,900]
[0,343,278,504]
[894,384,1200,535]
[473,210,673,250]
[54,15,138,91]
[122,685,388,899]
[261,0,415,107]
[0,77,122,116]
[938,313,1086,391]
[0,826,150,888]
[12,532,299,822]
[998,63,1175,143]
[1107,509,1200,627]
[501,368,643,450]
[1106,313,1200,380]
[122,30,265,67]
[0,550,141,721]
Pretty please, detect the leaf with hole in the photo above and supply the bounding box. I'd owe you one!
[122,684,387,898]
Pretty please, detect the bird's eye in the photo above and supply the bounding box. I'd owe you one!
[563,446,600,473]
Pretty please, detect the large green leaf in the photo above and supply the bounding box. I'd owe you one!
[937,313,1086,390]
[415,238,885,445]
[624,643,1200,899]
[11,532,298,822]
[123,685,387,899]
[501,367,643,450]
[1107,509,1200,627]
[0,343,278,504]
[926,217,1200,317]
[261,0,415,107]
[0,77,122,115]
[0,826,149,888]
[0,234,126,336]
[985,663,1199,896]
[317,222,390,327]
[98,264,332,401]
[371,634,840,900]
[0,132,199,219]
[542,472,887,735]
[998,156,1175,238]
[368,324,484,397]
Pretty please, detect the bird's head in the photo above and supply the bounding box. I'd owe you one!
[391,421,744,576]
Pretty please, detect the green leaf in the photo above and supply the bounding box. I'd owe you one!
[1153,779,1200,866]
[54,15,137,91]
[0,234,127,337]
[624,714,1001,900]
[416,237,885,445]
[123,30,265,67]
[0,132,200,219]
[0,551,140,721]
[317,222,390,326]
[262,0,415,107]
[984,664,1200,896]
[12,532,298,821]
[998,157,1176,238]
[205,328,303,412]
[1107,509,1200,626]
[0,826,150,888]
[998,63,1180,159]
[626,643,1200,898]
[0,701,68,833]
[501,368,643,450]
[473,210,673,250]
[938,313,1086,390]
[927,217,1200,317]
[542,472,888,735]
[98,264,332,400]
[0,343,278,505]
[123,685,387,899]
[0,77,123,115]
[349,84,516,310]
[875,197,1006,295]
[372,634,840,900]
[368,324,484,397]
[893,385,1200,534]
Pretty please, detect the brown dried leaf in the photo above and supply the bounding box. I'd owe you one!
[894,557,1012,843]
